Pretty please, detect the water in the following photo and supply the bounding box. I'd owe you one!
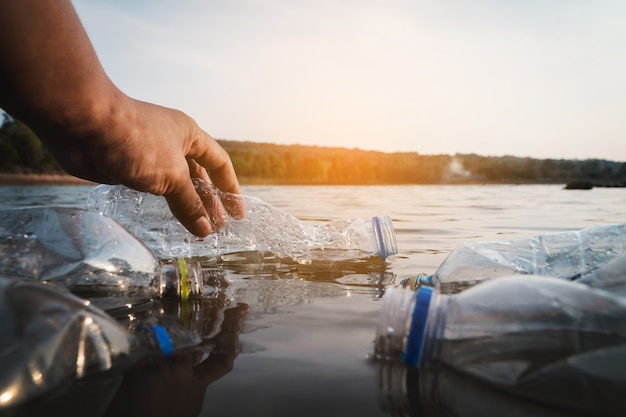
[1,184,624,417]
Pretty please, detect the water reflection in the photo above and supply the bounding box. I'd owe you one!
[196,252,396,317]
[203,250,396,302]
[377,362,592,417]
[5,298,248,417]
[1,249,395,417]
[103,302,248,417]
[98,247,396,416]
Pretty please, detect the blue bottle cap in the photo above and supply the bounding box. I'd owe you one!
[402,286,433,366]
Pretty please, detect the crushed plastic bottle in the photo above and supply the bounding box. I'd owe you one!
[85,178,398,262]
[410,222,626,293]
[375,275,626,415]
[0,275,201,411]
[0,207,203,309]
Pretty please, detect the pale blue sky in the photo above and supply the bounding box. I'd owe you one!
[73,0,626,161]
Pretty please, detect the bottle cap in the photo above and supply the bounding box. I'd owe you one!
[403,286,433,366]
[372,216,398,259]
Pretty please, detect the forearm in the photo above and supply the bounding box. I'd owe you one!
[0,0,124,142]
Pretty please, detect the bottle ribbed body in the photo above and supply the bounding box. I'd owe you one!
[86,179,398,261]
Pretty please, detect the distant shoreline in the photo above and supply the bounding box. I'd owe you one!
[1,173,623,188]
[0,173,96,186]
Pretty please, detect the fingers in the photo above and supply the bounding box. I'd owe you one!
[188,160,229,229]
[192,177,227,231]
[187,159,210,183]
[188,129,245,219]
[164,178,212,237]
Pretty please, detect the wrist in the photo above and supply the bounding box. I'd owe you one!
[37,86,133,154]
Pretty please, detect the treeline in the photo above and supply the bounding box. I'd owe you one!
[0,113,62,174]
[2,112,625,185]
[221,140,447,184]
[220,140,626,186]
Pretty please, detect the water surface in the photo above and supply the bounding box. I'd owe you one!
[1,184,624,417]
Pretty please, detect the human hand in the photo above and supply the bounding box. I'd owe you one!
[44,97,241,237]
[0,0,241,237]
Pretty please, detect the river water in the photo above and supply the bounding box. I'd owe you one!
[0,184,624,417]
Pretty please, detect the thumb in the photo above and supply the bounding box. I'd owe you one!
[164,179,212,237]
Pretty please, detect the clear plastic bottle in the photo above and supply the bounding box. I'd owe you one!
[375,275,626,414]
[85,178,398,262]
[0,207,203,307]
[411,222,626,293]
[0,275,201,411]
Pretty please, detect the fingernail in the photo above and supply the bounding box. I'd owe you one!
[193,216,212,237]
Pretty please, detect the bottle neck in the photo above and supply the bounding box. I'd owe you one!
[371,216,398,260]
[376,286,417,362]
[158,258,204,300]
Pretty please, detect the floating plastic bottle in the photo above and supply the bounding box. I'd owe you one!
[0,207,203,309]
[375,275,626,415]
[410,222,626,293]
[85,178,398,262]
[0,275,201,411]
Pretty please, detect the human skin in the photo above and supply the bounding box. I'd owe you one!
[0,0,241,237]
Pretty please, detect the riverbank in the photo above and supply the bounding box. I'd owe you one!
[0,173,96,186]
[2,172,624,188]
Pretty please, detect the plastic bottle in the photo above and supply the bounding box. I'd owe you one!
[0,275,201,411]
[0,207,203,308]
[85,178,398,262]
[375,275,626,414]
[411,222,626,293]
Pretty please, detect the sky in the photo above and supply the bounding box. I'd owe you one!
[73,0,626,161]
